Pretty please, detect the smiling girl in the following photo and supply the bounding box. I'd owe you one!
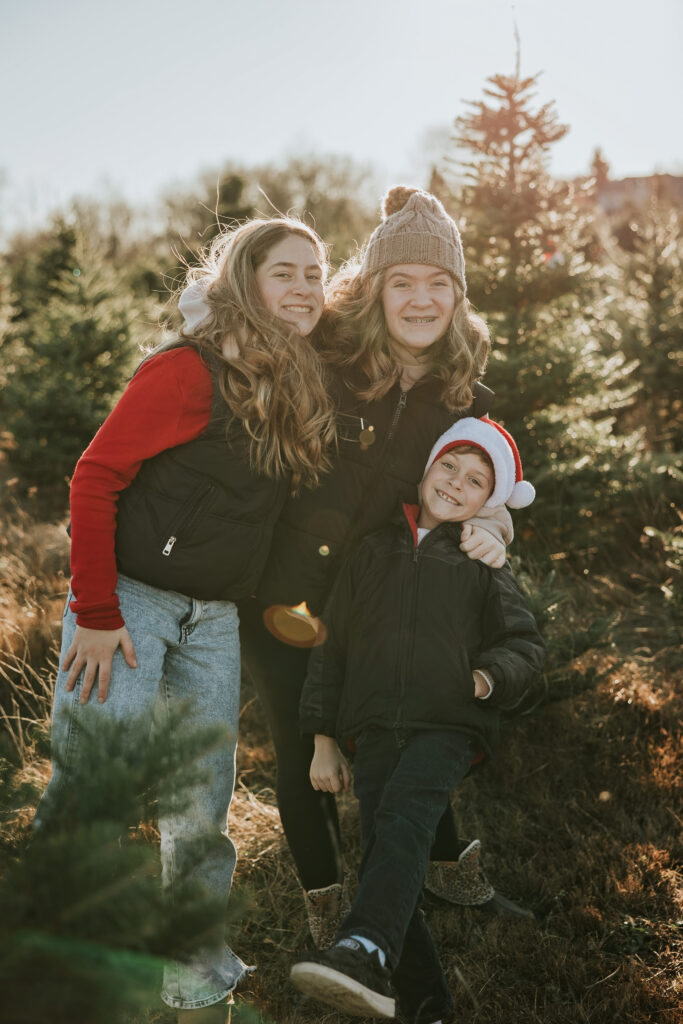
[238,188,522,972]
[36,218,336,1024]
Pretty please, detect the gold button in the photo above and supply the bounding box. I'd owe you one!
[318,544,330,556]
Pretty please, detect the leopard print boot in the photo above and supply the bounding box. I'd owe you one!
[425,839,534,918]
[303,880,352,949]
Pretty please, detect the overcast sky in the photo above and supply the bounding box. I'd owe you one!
[2,0,681,232]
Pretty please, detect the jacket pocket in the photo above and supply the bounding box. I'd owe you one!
[160,483,216,557]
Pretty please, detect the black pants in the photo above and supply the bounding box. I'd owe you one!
[339,728,476,1020]
[238,598,464,891]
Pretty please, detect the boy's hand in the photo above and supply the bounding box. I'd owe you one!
[310,735,352,793]
[63,625,138,704]
[460,524,506,568]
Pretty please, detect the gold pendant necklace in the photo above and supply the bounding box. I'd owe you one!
[359,418,375,450]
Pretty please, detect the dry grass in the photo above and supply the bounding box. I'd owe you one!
[0,490,68,762]
[222,640,682,1024]
[1,495,681,1024]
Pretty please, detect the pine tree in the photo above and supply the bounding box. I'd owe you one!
[590,147,611,190]
[248,154,378,263]
[608,194,682,450]
[435,71,657,561]
[0,231,144,491]
[0,710,253,1024]
[162,170,255,280]
[7,218,78,319]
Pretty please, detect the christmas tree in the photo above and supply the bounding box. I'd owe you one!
[0,225,145,491]
[434,71,669,563]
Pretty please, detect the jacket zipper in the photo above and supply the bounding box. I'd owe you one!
[333,388,411,575]
[162,483,216,556]
[394,538,420,727]
[384,390,408,449]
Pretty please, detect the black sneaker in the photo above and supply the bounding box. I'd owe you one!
[397,999,456,1024]
[290,938,396,1018]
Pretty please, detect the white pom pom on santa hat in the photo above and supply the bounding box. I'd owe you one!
[425,416,535,510]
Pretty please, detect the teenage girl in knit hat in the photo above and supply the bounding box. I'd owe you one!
[36,218,336,1024]
[235,186,528,945]
[292,417,544,1023]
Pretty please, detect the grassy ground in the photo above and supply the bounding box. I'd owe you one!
[0,489,681,1024]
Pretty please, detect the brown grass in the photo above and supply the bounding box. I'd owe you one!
[222,643,682,1024]
[1,495,681,1024]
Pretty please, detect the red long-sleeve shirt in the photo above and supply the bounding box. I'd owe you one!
[69,347,213,629]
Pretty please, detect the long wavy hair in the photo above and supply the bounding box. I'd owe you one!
[177,219,337,491]
[322,257,490,413]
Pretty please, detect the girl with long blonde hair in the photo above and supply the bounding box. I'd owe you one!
[37,217,336,1024]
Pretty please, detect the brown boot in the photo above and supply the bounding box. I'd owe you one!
[425,839,534,918]
[303,880,352,949]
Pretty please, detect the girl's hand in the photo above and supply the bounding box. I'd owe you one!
[460,524,506,568]
[62,625,138,705]
[310,735,352,793]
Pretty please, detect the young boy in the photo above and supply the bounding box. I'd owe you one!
[290,417,545,1024]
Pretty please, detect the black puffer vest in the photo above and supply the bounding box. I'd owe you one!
[256,366,494,615]
[114,347,290,601]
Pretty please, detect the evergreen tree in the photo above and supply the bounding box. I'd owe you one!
[0,231,144,490]
[162,170,255,278]
[248,154,378,263]
[435,72,658,561]
[7,218,78,320]
[0,710,256,1024]
[590,147,611,189]
[608,195,682,450]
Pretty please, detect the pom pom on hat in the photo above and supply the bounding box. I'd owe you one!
[382,185,421,218]
[425,417,535,510]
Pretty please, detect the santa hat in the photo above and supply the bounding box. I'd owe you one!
[424,417,535,510]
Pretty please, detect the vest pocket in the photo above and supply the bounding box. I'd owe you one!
[161,483,216,557]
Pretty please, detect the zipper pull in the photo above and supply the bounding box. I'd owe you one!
[162,536,177,556]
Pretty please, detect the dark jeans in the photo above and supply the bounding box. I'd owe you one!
[338,727,476,1021]
[238,597,467,890]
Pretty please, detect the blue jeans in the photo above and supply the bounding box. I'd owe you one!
[338,727,476,1022]
[36,573,252,1010]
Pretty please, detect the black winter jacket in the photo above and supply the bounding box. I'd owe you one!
[299,504,545,759]
[256,366,495,615]
[114,348,290,601]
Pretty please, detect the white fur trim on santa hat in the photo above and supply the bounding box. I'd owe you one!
[424,416,535,510]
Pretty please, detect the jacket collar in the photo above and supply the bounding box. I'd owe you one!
[399,502,463,549]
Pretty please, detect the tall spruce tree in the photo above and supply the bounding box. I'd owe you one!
[0,228,144,491]
[435,72,646,560]
[608,194,682,450]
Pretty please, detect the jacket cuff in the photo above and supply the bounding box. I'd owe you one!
[473,668,495,699]
[469,504,514,546]
[299,716,336,738]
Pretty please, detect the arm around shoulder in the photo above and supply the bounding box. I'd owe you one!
[460,504,513,568]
